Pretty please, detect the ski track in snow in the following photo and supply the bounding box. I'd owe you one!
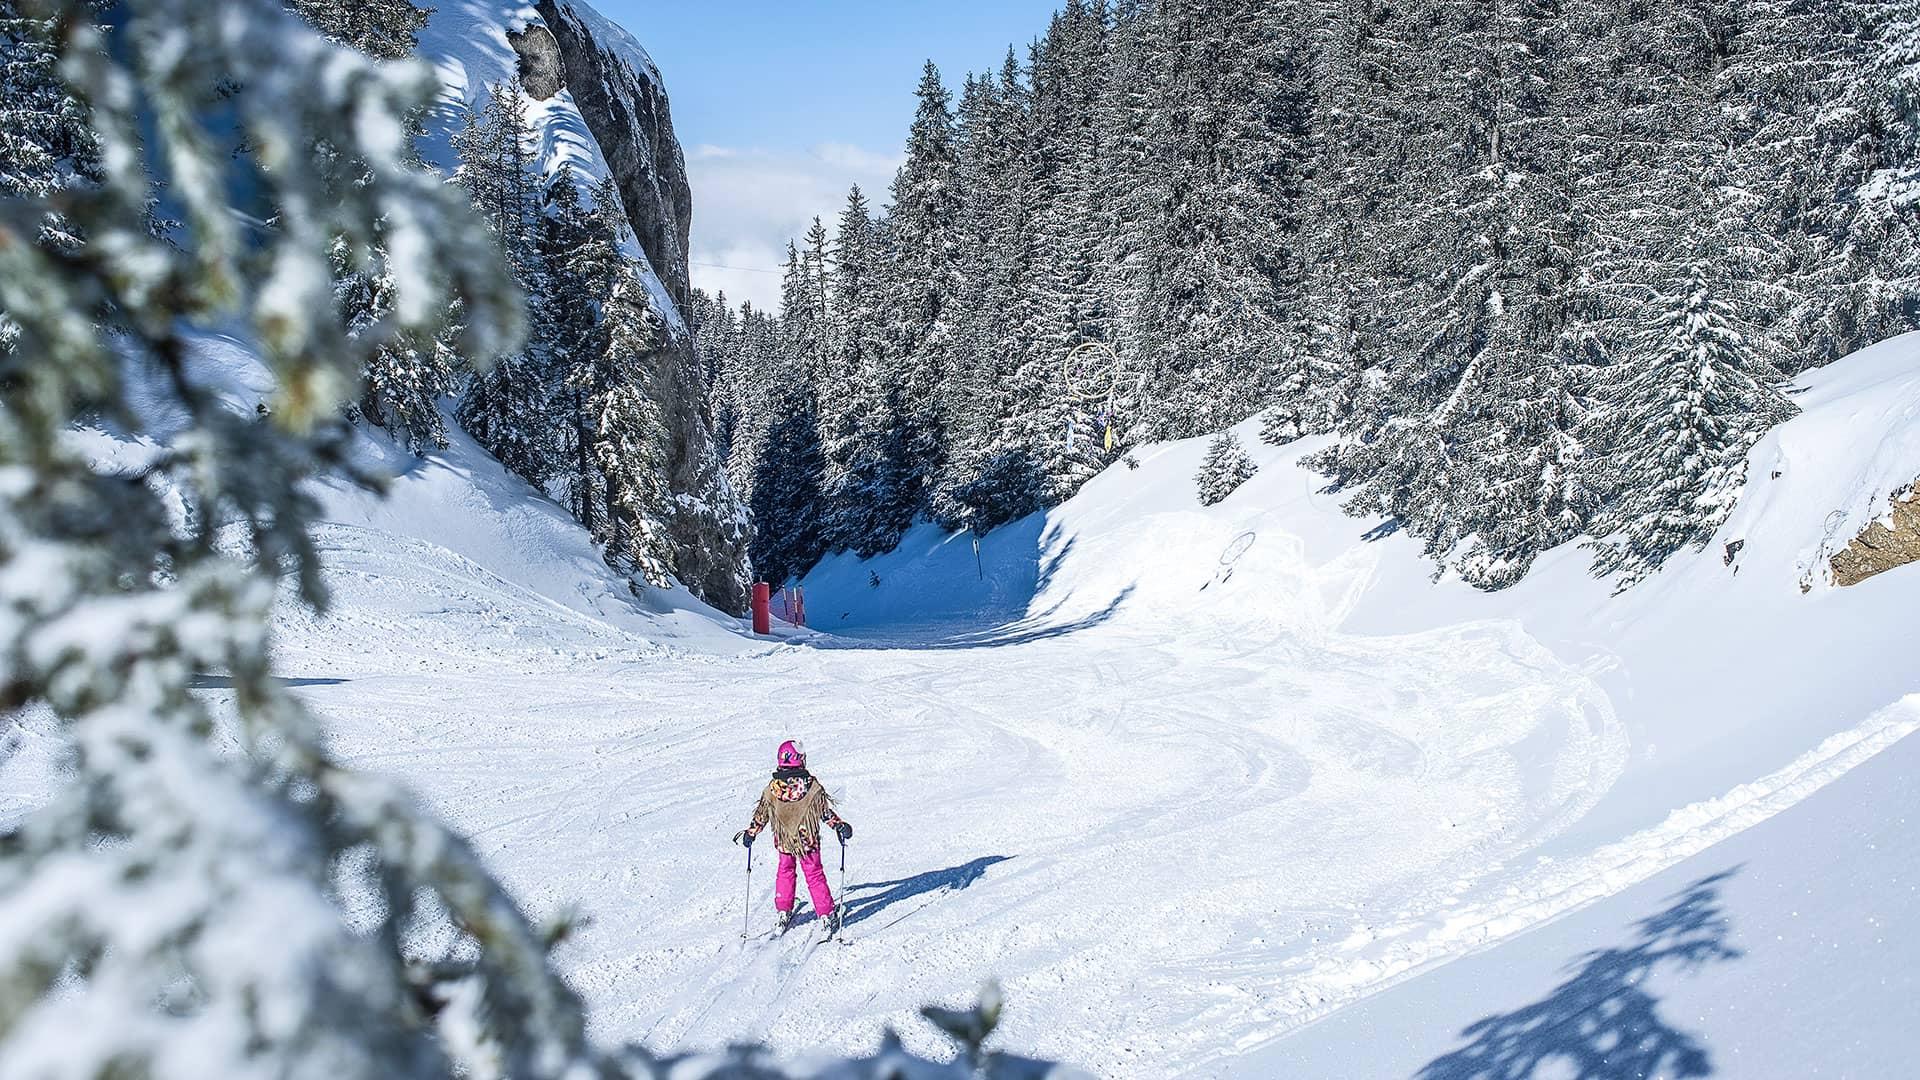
[254,510,1920,1077]
[252,519,1643,1076]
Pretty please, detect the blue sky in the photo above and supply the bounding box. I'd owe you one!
[593,1,1062,309]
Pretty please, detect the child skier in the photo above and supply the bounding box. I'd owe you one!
[733,739,853,935]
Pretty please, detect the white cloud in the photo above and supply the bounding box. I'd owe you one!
[685,142,902,313]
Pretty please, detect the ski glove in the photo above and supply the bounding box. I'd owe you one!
[733,829,755,848]
[832,821,853,842]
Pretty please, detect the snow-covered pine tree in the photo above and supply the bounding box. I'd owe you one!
[938,57,1056,532]
[1091,0,1153,358]
[749,387,828,586]
[871,61,963,546]
[453,80,554,484]
[333,234,458,451]
[283,0,428,60]
[817,185,896,554]
[1286,0,1391,434]
[1195,431,1258,506]
[692,287,743,459]
[933,73,1008,528]
[1789,0,1920,364]
[1129,0,1311,440]
[285,0,418,57]
[1585,261,1797,584]
[592,278,678,586]
[779,238,828,378]
[725,239,833,580]
[0,0,99,356]
[1258,403,1302,446]
[998,3,1127,501]
[716,300,786,509]
[285,0,456,452]
[0,0,96,207]
[1328,0,1589,587]
[801,215,833,333]
[1713,0,1860,372]
[544,165,619,530]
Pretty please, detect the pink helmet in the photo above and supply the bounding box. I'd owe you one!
[777,739,806,769]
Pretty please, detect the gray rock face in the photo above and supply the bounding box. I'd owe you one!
[522,1,750,613]
[533,0,692,309]
[506,24,564,99]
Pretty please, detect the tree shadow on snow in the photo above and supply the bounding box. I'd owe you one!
[1363,519,1402,542]
[806,517,1139,650]
[189,674,349,688]
[812,586,1133,651]
[842,855,1013,930]
[1417,869,1744,1080]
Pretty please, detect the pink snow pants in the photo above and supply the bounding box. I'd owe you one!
[774,848,834,917]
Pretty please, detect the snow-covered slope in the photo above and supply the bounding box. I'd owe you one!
[18,329,1914,1076]
[257,330,1920,1074]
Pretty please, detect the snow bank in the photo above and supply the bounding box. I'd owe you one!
[1723,330,1920,590]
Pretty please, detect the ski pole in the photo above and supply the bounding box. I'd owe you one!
[837,836,847,921]
[741,841,753,939]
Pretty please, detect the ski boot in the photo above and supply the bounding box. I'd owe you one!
[774,909,793,935]
[822,908,843,940]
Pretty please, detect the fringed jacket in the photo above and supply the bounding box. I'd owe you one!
[745,767,846,854]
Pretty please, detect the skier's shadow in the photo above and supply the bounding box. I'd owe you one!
[842,855,1012,930]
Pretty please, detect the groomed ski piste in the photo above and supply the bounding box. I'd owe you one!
[10,330,1912,1077]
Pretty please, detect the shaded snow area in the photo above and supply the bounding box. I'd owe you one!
[6,334,1919,1077]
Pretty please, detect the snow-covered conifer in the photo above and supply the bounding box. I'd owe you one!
[591,280,677,586]
[0,0,96,205]
[283,0,428,60]
[0,2,541,1076]
[1195,431,1258,506]
[817,185,894,554]
[453,81,554,484]
[335,237,457,451]
[1585,262,1797,584]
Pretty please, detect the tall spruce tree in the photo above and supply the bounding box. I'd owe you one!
[873,62,963,545]
[1586,261,1796,583]
[591,279,678,586]
[452,81,553,484]
[818,185,895,553]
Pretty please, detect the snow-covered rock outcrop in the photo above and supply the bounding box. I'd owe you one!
[418,0,749,612]
[1832,479,1920,586]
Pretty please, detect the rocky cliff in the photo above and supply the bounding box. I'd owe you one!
[527,1,694,312]
[427,0,749,613]
[1831,479,1920,587]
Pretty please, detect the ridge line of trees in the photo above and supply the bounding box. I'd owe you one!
[707,0,1920,590]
